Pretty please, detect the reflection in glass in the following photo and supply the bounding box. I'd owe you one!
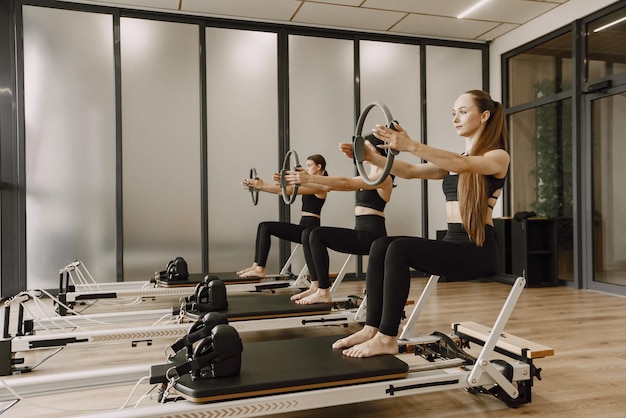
[507,32,571,107]
[592,93,626,286]
[587,9,626,81]
[509,99,573,280]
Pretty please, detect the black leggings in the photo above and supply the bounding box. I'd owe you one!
[254,216,320,267]
[366,224,499,337]
[303,215,387,289]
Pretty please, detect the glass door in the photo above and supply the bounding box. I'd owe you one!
[585,86,626,295]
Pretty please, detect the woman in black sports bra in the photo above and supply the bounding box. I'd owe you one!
[237,154,328,279]
[284,134,394,305]
[334,90,510,358]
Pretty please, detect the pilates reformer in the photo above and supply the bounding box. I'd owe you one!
[0,275,369,378]
[54,259,201,316]
[57,273,553,418]
[16,254,356,332]
[55,258,270,316]
[54,248,355,317]
[0,293,367,411]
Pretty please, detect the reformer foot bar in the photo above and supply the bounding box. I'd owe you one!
[66,275,554,418]
[55,253,354,316]
[1,291,364,376]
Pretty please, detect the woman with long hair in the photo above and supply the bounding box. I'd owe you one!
[335,90,510,358]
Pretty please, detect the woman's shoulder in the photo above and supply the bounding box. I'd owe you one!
[485,148,510,160]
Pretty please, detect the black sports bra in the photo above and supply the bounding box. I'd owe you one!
[301,193,325,215]
[355,189,387,212]
[442,173,505,209]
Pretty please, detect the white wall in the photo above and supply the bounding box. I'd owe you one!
[489,0,620,102]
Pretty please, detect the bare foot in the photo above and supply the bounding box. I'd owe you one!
[238,266,265,278]
[236,263,257,276]
[332,326,378,350]
[236,267,253,275]
[341,332,398,358]
[295,289,331,305]
[290,282,319,301]
[290,287,315,301]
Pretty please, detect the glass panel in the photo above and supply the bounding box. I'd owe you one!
[508,32,572,107]
[592,92,626,286]
[120,18,201,280]
[425,46,483,239]
[288,35,354,274]
[508,99,573,280]
[23,6,116,289]
[360,40,422,238]
[587,9,626,81]
[205,28,278,273]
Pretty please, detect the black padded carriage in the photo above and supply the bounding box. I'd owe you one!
[151,334,409,403]
[181,292,332,321]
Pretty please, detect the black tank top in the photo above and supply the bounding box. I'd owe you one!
[442,173,505,208]
[301,194,325,215]
[355,189,387,212]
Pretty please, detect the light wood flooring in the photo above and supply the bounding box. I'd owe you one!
[2,277,626,417]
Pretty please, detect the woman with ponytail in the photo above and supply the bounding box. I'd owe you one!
[237,154,328,279]
[333,90,510,358]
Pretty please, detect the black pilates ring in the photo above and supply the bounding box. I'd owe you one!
[279,150,300,205]
[248,167,259,206]
[353,101,398,186]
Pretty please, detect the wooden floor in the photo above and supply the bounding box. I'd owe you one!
[2,277,626,417]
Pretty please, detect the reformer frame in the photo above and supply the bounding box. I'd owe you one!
[57,246,310,295]
[3,274,552,417]
[16,253,355,333]
[1,291,366,376]
[55,252,354,316]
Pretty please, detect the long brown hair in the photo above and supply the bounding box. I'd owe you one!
[458,90,508,246]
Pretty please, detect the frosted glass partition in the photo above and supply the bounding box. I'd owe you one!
[121,18,201,280]
[288,35,355,274]
[425,46,483,239]
[360,40,422,238]
[205,28,279,273]
[23,6,116,289]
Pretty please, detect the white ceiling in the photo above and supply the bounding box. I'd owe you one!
[61,0,572,42]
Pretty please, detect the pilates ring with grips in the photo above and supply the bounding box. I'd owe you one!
[247,167,260,206]
[353,101,399,186]
[279,149,300,205]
